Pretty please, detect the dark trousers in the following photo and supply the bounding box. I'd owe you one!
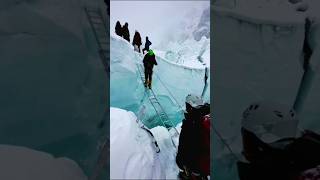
[144,68,153,83]
[135,45,141,53]
[142,47,149,54]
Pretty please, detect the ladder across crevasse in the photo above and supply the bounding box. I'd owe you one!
[85,7,110,74]
[137,63,179,138]
[85,7,109,180]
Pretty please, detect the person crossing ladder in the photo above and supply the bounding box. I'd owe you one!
[143,49,157,89]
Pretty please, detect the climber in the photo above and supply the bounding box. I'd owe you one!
[115,21,122,37]
[132,31,142,53]
[176,94,210,180]
[122,22,130,42]
[143,49,157,89]
[142,36,152,54]
[237,101,320,180]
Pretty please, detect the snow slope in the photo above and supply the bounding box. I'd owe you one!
[110,107,180,179]
[156,5,210,68]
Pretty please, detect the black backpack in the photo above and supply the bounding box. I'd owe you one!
[238,129,320,180]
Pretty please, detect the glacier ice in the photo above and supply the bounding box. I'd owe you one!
[213,0,320,179]
[110,24,210,178]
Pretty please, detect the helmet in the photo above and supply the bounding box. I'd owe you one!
[185,94,204,108]
[148,50,154,56]
[241,101,298,143]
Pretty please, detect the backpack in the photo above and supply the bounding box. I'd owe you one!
[238,129,320,180]
[176,103,210,175]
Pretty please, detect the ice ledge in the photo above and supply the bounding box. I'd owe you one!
[213,4,306,26]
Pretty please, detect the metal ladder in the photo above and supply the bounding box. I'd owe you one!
[137,64,179,136]
[85,7,109,180]
[85,7,110,75]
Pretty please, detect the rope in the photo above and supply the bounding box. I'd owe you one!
[136,62,180,141]
[136,63,170,128]
[154,73,184,111]
[212,125,240,161]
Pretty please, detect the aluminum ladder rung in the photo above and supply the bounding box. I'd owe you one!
[85,7,109,74]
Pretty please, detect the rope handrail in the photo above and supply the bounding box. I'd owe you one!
[136,63,179,135]
[154,73,184,111]
[212,124,240,161]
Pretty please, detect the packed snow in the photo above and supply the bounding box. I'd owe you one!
[110,107,181,179]
[0,145,87,180]
[156,6,210,69]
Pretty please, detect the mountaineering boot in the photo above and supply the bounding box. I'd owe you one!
[178,170,191,180]
[144,79,148,87]
[148,80,152,89]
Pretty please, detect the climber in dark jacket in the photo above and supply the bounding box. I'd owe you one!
[143,49,157,89]
[132,31,142,53]
[176,95,210,180]
[115,21,122,37]
[142,36,152,54]
[122,22,130,42]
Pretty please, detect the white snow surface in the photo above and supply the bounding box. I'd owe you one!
[111,1,210,69]
[110,107,180,179]
[0,145,87,180]
[156,5,210,68]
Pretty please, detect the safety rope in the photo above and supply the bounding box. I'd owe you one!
[154,73,184,111]
[136,63,176,130]
[212,124,240,161]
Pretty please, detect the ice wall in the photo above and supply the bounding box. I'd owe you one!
[110,35,144,110]
[0,0,107,176]
[154,55,208,105]
[293,0,320,132]
[213,2,306,179]
[111,34,210,129]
